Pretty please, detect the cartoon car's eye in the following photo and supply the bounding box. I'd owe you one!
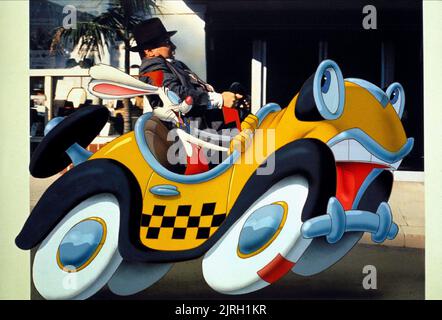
[295,60,346,121]
[313,59,346,120]
[386,82,405,118]
[321,70,332,93]
[390,88,399,104]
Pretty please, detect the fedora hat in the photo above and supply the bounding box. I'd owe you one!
[130,18,177,52]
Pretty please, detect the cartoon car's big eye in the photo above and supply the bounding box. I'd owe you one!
[313,59,345,120]
[386,82,405,118]
[321,70,332,93]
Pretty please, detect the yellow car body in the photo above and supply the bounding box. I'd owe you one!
[90,78,411,253]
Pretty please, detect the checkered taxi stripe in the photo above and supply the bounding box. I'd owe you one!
[140,203,227,242]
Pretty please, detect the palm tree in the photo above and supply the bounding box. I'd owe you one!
[50,0,158,133]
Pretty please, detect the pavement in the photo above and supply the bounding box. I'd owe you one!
[30,175,425,249]
[98,245,425,300]
[359,181,425,249]
[31,244,424,300]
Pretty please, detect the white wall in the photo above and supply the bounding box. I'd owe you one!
[0,0,31,300]
[151,0,207,81]
[424,0,442,300]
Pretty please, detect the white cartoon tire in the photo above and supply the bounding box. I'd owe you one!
[202,175,313,295]
[292,232,362,276]
[107,261,173,296]
[32,193,122,300]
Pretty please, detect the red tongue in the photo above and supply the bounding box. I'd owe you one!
[336,162,387,210]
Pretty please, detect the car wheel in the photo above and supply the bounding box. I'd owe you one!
[32,193,122,300]
[107,261,173,296]
[202,175,312,295]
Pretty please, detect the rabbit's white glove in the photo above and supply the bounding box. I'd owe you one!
[153,88,193,124]
[152,107,179,124]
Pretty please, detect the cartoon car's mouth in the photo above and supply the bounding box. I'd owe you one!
[326,129,414,210]
[327,128,414,169]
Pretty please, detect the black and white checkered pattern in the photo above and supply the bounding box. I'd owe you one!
[141,203,227,240]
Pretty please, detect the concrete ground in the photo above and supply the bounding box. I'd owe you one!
[359,181,425,248]
[97,245,425,300]
[29,174,59,210]
[30,244,424,300]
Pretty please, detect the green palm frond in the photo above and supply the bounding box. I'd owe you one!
[50,0,157,60]
[49,0,159,134]
[109,0,158,14]
[94,6,142,40]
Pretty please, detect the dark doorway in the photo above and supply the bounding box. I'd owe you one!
[205,0,423,171]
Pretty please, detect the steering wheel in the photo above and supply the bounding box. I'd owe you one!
[229,82,252,120]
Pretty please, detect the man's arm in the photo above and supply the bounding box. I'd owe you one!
[140,58,239,110]
[140,57,210,109]
[161,66,211,108]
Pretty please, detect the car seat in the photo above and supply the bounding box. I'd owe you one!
[144,116,186,174]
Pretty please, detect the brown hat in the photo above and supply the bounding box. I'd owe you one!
[130,18,177,52]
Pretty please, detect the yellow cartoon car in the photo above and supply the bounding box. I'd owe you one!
[16,60,413,299]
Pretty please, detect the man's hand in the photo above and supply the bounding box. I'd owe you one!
[222,91,243,108]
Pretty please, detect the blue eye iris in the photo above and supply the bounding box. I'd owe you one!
[321,70,331,94]
[390,88,399,104]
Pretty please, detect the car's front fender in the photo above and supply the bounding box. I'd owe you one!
[16,159,143,257]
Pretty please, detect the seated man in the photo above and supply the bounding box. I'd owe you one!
[130,18,249,131]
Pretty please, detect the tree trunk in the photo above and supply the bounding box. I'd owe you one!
[122,40,132,133]
[122,1,132,134]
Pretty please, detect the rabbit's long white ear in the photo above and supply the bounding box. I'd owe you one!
[89,64,158,91]
[88,80,159,99]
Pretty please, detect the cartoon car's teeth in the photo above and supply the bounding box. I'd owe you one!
[17,59,413,299]
[348,139,372,162]
[329,139,406,169]
[329,140,349,161]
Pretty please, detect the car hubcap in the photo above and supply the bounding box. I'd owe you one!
[57,217,107,272]
[237,202,287,258]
